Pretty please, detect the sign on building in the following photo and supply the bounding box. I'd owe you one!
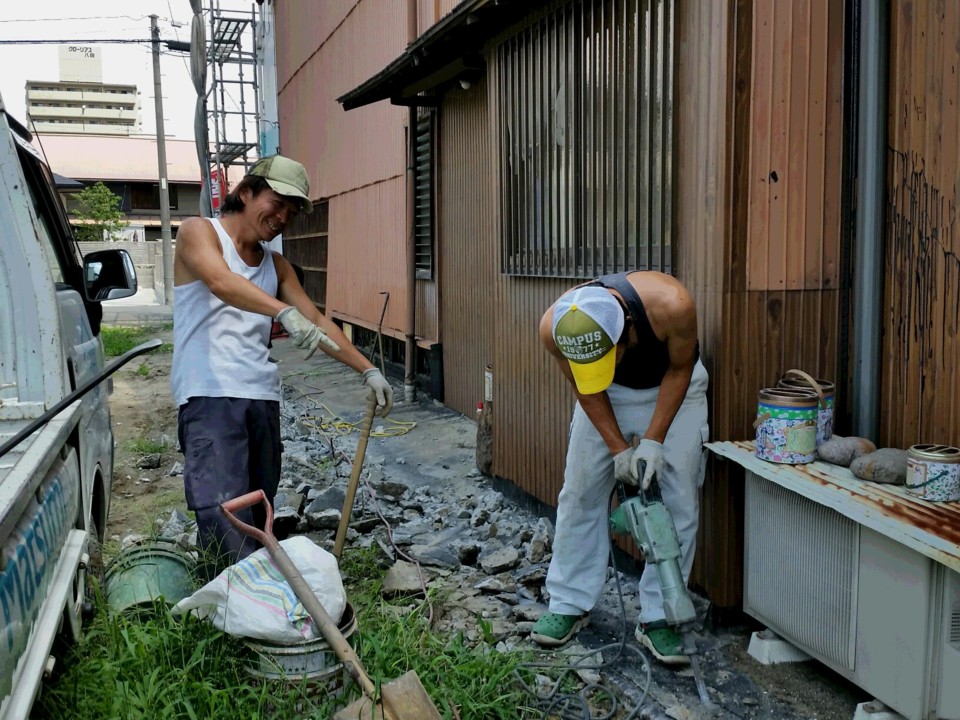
[59,45,102,83]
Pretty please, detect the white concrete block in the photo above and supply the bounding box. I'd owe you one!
[746,629,812,665]
[852,700,905,720]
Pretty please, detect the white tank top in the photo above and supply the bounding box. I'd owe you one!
[171,218,280,406]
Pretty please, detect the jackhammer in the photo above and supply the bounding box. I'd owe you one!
[609,474,713,707]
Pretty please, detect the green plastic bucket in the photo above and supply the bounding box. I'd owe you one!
[105,539,196,614]
[243,601,358,697]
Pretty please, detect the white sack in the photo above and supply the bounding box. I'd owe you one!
[173,535,346,643]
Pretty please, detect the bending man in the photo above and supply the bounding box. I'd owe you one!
[530,271,708,665]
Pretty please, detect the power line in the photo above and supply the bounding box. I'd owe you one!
[0,15,150,23]
[0,39,154,45]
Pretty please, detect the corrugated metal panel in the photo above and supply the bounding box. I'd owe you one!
[883,0,960,449]
[712,440,960,572]
[438,79,496,416]
[275,0,358,89]
[746,0,843,291]
[674,0,738,604]
[326,180,410,340]
[277,0,408,200]
[276,1,441,346]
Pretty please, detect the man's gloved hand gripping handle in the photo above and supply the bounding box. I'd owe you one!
[277,307,340,359]
[362,368,393,417]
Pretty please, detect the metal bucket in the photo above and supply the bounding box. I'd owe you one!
[906,445,960,502]
[777,370,835,446]
[243,601,358,695]
[755,388,819,464]
[105,538,196,614]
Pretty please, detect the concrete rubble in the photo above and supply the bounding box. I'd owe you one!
[148,345,870,720]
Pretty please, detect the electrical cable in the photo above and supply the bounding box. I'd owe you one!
[513,487,653,720]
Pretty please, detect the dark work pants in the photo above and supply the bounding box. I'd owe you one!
[177,397,281,574]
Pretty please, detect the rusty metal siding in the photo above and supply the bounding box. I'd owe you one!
[326,180,409,340]
[674,0,737,602]
[275,0,358,88]
[438,80,497,415]
[277,0,407,200]
[883,1,960,449]
[746,0,843,292]
[674,0,846,607]
[276,1,436,345]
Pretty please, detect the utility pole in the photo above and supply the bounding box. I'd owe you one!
[151,15,174,306]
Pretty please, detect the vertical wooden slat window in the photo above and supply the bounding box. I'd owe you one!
[415,110,435,279]
[283,200,328,313]
[498,0,674,278]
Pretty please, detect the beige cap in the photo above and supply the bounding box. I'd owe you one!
[248,154,313,213]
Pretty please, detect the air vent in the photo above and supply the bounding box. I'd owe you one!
[951,601,960,646]
[744,472,859,670]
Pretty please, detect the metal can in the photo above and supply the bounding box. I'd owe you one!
[777,373,835,447]
[906,445,960,502]
[755,388,819,464]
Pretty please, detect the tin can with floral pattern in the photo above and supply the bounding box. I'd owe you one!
[755,388,819,464]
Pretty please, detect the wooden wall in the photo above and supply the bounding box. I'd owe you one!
[677,0,846,606]
[882,1,960,448]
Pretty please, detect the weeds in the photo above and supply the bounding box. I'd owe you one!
[135,362,150,377]
[101,326,173,357]
[129,436,168,454]
[38,546,538,720]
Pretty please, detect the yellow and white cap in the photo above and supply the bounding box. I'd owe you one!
[551,287,624,394]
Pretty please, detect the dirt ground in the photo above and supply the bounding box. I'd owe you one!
[104,326,185,553]
[102,324,869,719]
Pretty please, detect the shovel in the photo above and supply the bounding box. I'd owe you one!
[334,391,378,560]
[221,490,442,720]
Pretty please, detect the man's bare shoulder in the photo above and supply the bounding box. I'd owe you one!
[630,272,695,326]
[177,215,211,240]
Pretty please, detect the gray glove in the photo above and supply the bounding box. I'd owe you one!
[613,447,638,485]
[362,368,393,417]
[632,439,664,490]
[277,307,340,359]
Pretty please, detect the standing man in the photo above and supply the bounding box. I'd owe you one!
[172,155,393,568]
[530,271,709,665]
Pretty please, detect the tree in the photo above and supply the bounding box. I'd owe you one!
[72,182,124,242]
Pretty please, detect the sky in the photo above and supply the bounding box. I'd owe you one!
[0,0,254,140]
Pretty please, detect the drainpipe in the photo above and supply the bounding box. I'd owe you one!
[851,1,888,441]
[404,0,418,403]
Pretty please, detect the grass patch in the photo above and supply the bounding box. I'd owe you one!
[128,436,168,454]
[38,546,539,720]
[101,326,173,357]
[135,362,150,377]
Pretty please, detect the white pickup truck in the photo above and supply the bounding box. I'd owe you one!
[0,95,155,718]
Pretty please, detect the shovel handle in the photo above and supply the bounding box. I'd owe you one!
[221,490,275,549]
[219,491,380,701]
[334,391,379,559]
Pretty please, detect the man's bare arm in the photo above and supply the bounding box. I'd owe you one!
[174,217,287,317]
[275,255,374,373]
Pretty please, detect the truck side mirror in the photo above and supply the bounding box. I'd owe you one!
[82,249,138,303]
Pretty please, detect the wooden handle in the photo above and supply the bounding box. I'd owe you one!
[334,391,379,559]
[783,369,827,408]
[753,412,772,429]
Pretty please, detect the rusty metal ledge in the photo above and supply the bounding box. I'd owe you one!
[708,439,960,573]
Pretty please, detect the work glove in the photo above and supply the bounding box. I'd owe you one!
[276,307,340,359]
[362,368,394,417]
[613,447,637,485]
[632,439,664,490]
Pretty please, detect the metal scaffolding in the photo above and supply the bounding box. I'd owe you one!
[207,0,259,203]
